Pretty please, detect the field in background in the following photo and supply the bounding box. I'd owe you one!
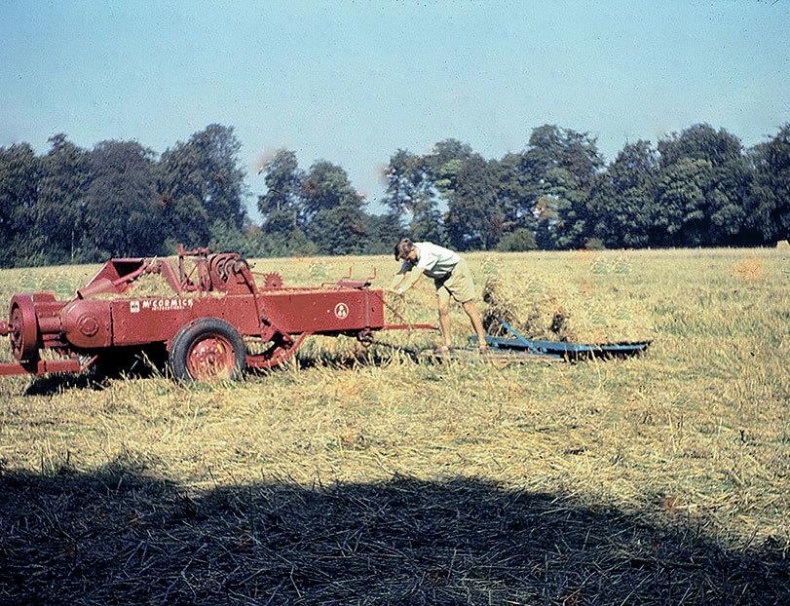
[1,247,788,605]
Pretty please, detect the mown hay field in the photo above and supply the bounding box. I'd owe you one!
[0,247,788,605]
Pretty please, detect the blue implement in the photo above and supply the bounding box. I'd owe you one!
[473,321,650,361]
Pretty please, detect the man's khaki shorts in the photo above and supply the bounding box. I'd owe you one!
[434,258,477,305]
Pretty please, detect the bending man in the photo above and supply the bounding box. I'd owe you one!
[391,238,488,354]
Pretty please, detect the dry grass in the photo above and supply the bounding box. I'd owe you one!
[480,256,655,343]
[1,248,788,605]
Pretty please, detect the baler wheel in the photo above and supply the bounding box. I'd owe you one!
[9,297,38,361]
[170,318,246,382]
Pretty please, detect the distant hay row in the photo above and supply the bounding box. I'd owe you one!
[481,272,654,344]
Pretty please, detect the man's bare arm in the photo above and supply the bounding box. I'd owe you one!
[391,267,424,294]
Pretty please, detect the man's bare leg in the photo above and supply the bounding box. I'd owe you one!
[438,303,452,349]
[462,300,488,350]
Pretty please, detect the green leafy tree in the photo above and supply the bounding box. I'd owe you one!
[35,134,91,263]
[157,141,212,248]
[257,149,307,252]
[653,158,713,246]
[157,124,247,249]
[0,143,40,266]
[84,140,163,258]
[382,149,443,243]
[357,212,403,255]
[425,139,475,195]
[301,161,368,255]
[495,228,537,252]
[524,125,604,249]
[587,140,658,248]
[533,167,589,250]
[656,124,750,246]
[208,219,248,254]
[525,125,604,191]
[748,123,790,244]
[490,152,536,235]
[399,139,476,246]
[190,124,247,229]
[658,123,741,168]
[446,155,502,250]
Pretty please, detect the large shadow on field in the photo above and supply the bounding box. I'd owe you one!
[1,465,788,606]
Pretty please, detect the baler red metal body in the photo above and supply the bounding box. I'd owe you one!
[0,247,434,381]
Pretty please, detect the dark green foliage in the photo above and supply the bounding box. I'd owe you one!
[654,124,752,247]
[0,142,40,266]
[358,213,403,255]
[34,134,91,263]
[524,126,605,250]
[490,153,537,237]
[425,139,476,197]
[748,123,790,244]
[300,161,370,255]
[257,152,396,257]
[587,140,658,248]
[382,149,444,243]
[0,121,788,267]
[496,228,537,252]
[382,123,785,252]
[446,154,502,251]
[525,124,604,192]
[84,140,162,258]
[257,149,304,239]
[158,124,247,248]
[157,140,212,248]
[188,124,247,230]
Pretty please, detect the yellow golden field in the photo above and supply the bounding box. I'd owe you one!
[0,247,788,605]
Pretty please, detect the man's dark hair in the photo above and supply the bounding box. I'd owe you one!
[394,238,415,260]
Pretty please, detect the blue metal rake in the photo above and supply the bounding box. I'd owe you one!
[473,320,651,361]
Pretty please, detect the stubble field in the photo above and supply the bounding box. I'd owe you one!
[0,247,788,605]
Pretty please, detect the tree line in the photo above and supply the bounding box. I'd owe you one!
[376,123,788,252]
[0,121,787,267]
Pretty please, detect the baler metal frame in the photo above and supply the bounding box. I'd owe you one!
[0,246,436,382]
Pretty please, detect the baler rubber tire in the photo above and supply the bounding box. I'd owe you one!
[169,318,246,382]
[9,296,38,361]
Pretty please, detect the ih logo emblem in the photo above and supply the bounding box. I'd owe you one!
[334,302,349,320]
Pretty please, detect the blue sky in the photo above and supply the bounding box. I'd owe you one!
[1,0,788,216]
